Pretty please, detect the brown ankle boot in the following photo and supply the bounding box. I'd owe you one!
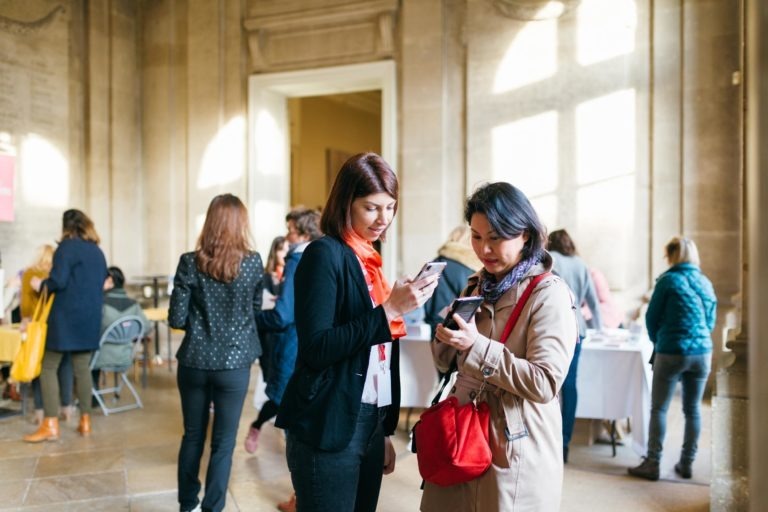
[77,414,91,436]
[23,417,60,443]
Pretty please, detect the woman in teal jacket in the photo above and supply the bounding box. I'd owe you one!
[629,236,717,481]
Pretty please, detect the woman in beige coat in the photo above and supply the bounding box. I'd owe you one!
[421,182,578,512]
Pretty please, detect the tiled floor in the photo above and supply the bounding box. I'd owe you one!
[0,360,710,511]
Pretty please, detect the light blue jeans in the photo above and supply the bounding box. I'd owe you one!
[647,353,711,464]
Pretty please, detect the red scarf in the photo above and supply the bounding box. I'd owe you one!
[343,231,407,339]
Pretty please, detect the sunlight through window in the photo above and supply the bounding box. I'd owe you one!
[20,134,69,207]
[254,109,286,177]
[577,0,636,66]
[197,116,246,189]
[491,111,559,197]
[576,89,636,185]
[251,199,288,254]
[493,19,557,94]
[576,176,635,288]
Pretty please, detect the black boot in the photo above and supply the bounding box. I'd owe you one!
[628,457,660,481]
[674,462,692,479]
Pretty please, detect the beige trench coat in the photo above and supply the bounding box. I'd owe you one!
[421,256,578,512]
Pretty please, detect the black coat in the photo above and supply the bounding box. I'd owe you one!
[275,236,401,451]
[169,251,264,370]
[43,238,107,351]
[423,256,476,338]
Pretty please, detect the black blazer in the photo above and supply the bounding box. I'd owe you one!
[169,251,264,370]
[275,236,401,451]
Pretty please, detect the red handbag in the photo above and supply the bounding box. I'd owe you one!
[413,272,550,487]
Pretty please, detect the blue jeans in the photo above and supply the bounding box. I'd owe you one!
[561,339,582,449]
[177,366,250,512]
[647,353,711,464]
[286,404,387,512]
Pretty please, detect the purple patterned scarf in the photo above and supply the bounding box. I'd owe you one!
[479,256,538,304]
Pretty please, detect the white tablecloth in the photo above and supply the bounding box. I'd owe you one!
[576,330,654,455]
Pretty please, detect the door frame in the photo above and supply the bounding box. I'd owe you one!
[247,60,398,277]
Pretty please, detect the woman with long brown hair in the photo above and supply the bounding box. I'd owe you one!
[23,209,107,443]
[169,194,264,512]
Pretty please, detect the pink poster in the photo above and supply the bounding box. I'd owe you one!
[0,154,14,222]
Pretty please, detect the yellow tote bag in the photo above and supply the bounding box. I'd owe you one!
[10,290,55,383]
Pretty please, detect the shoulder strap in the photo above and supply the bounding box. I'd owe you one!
[498,272,551,344]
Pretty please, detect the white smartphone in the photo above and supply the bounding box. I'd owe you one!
[414,261,447,282]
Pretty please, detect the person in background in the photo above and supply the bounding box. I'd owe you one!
[264,236,289,297]
[423,225,482,339]
[582,267,624,329]
[20,245,75,424]
[244,207,322,512]
[276,153,439,512]
[93,266,149,396]
[547,228,602,463]
[258,235,289,385]
[421,182,577,511]
[23,209,108,443]
[628,236,716,481]
[169,194,264,512]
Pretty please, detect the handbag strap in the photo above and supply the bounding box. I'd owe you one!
[498,272,551,343]
[32,287,54,323]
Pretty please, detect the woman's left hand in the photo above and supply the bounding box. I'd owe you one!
[30,277,42,293]
[383,436,396,475]
[435,312,480,351]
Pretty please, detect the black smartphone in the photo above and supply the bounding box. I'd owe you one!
[443,296,484,330]
[414,261,447,281]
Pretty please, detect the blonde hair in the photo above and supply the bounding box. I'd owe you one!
[29,244,54,273]
[446,225,472,246]
[665,236,700,266]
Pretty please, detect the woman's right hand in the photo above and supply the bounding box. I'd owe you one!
[30,277,42,293]
[382,274,439,322]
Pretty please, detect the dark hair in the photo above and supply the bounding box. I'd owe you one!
[547,229,577,256]
[464,182,546,261]
[265,236,287,275]
[320,153,399,239]
[286,207,322,241]
[196,194,252,283]
[107,266,125,288]
[61,209,100,244]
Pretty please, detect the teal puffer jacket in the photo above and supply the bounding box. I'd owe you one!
[646,262,717,355]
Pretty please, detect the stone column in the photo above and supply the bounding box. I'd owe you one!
[399,0,467,274]
[686,0,749,510]
[747,0,768,510]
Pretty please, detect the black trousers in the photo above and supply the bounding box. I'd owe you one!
[177,365,250,512]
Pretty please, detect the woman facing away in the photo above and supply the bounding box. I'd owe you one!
[422,182,578,512]
[628,236,716,481]
[20,244,75,425]
[23,209,107,443]
[546,228,603,463]
[275,152,440,512]
[169,194,264,512]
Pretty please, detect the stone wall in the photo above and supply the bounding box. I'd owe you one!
[0,0,143,278]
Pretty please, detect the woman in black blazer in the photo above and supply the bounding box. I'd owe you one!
[276,153,439,512]
[169,194,264,512]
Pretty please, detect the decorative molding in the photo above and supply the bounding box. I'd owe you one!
[491,0,579,21]
[0,4,64,35]
[243,0,398,72]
